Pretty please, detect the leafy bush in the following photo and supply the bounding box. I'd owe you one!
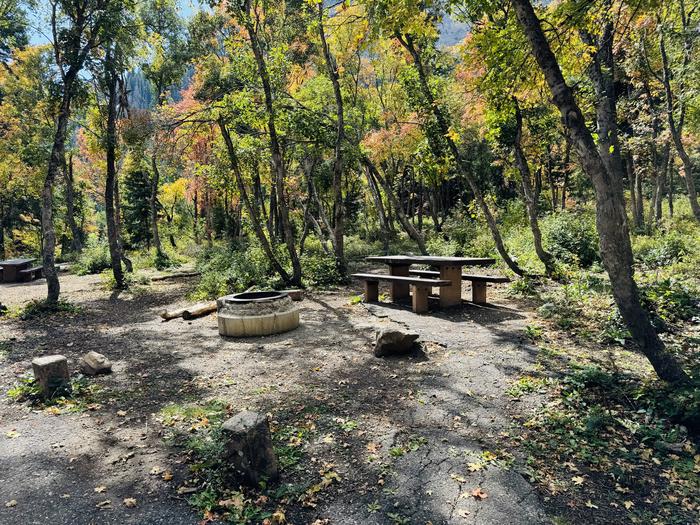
[542,210,599,268]
[74,237,111,275]
[192,242,285,300]
[634,233,689,270]
[300,253,343,287]
[639,278,700,324]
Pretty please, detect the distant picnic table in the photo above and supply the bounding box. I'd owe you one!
[0,258,39,283]
[353,255,508,313]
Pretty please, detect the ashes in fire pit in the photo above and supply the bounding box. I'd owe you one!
[217,291,300,337]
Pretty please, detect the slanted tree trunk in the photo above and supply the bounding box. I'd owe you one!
[513,99,555,276]
[659,23,700,222]
[364,164,391,254]
[243,9,301,286]
[512,0,688,383]
[104,48,125,289]
[150,155,166,260]
[43,73,77,304]
[64,154,83,253]
[363,157,427,254]
[218,118,292,284]
[318,3,346,274]
[396,33,523,276]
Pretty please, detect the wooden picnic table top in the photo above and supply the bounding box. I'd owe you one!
[0,257,36,267]
[366,255,496,266]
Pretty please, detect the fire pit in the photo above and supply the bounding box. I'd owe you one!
[217,291,300,337]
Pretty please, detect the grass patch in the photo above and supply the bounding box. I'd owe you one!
[6,375,104,413]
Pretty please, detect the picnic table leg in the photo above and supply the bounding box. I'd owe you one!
[471,281,487,304]
[364,280,379,302]
[439,264,463,307]
[411,284,430,313]
[388,264,410,302]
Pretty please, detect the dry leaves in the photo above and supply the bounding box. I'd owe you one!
[94,486,107,493]
[123,498,137,508]
[5,500,17,508]
[471,487,488,500]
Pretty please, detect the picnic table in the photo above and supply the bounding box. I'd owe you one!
[0,258,37,283]
[365,255,496,308]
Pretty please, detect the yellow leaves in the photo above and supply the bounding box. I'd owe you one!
[623,500,634,510]
[467,462,484,472]
[584,500,598,509]
[162,470,173,482]
[445,127,461,143]
[451,473,467,483]
[189,417,210,432]
[94,486,107,493]
[219,495,245,510]
[5,430,20,439]
[123,498,137,508]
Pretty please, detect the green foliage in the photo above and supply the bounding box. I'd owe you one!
[74,236,111,275]
[19,299,81,320]
[192,242,284,300]
[300,252,343,287]
[542,210,599,268]
[634,233,689,270]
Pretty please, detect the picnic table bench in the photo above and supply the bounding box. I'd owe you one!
[0,258,37,283]
[354,255,509,312]
[352,273,451,313]
[19,265,44,282]
[408,270,510,303]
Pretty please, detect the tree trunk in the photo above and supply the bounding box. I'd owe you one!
[43,84,75,304]
[659,28,700,222]
[244,12,301,286]
[512,0,688,383]
[218,118,292,284]
[513,99,555,276]
[318,3,346,274]
[363,157,427,254]
[104,50,125,289]
[396,33,523,276]
[64,153,83,253]
[150,155,166,259]
[364,165,391,254]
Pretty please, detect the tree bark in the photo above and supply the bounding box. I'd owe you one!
[218,118,292,284]
[396,33,523,276]
[318,3,346,274]
[104,49,125,289]
[363,157,427,254]
[364,165,391,254]
[659,28,700,222]
[64,153,83,253]
[513,99,555,276]
[150,154,166,259]
[512,0,688,383]
[243,7,301,286]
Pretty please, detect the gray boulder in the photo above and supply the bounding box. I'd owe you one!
[79,351,112,375]
[374,329,420,357]
[222,411,279,485]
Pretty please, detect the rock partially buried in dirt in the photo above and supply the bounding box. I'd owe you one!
[79,351,112,376]
[222,411,279,485]
[374,329,420,357]
[32,355,71,398]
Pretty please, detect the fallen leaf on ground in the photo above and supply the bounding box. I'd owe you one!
[624,501,634,510]
[116,410,127,417]
[571,476,585,485]
[471,488,488,500]
[585,500,599,509]
[123,498,137,508]
[162,470,173,481]
[5,500,17,508]
[96,500,112,509]
[5,431,20,439]
[94,486,107,493]
[150,466,163,475]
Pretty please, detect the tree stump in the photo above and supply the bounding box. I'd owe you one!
[222,411,279,485]
[32,355,71,399]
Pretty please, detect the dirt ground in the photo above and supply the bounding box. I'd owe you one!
[0,273,549,524]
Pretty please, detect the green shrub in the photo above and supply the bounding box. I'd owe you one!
[300,252,343,287]
[639,278,699,324]
[74,237,111,275]
[542,210,599,268]
[634,233,689,270]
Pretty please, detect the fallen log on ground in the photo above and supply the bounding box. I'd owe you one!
[183,301,217,320]
[160,301,216,321]
[151,271,201,282]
